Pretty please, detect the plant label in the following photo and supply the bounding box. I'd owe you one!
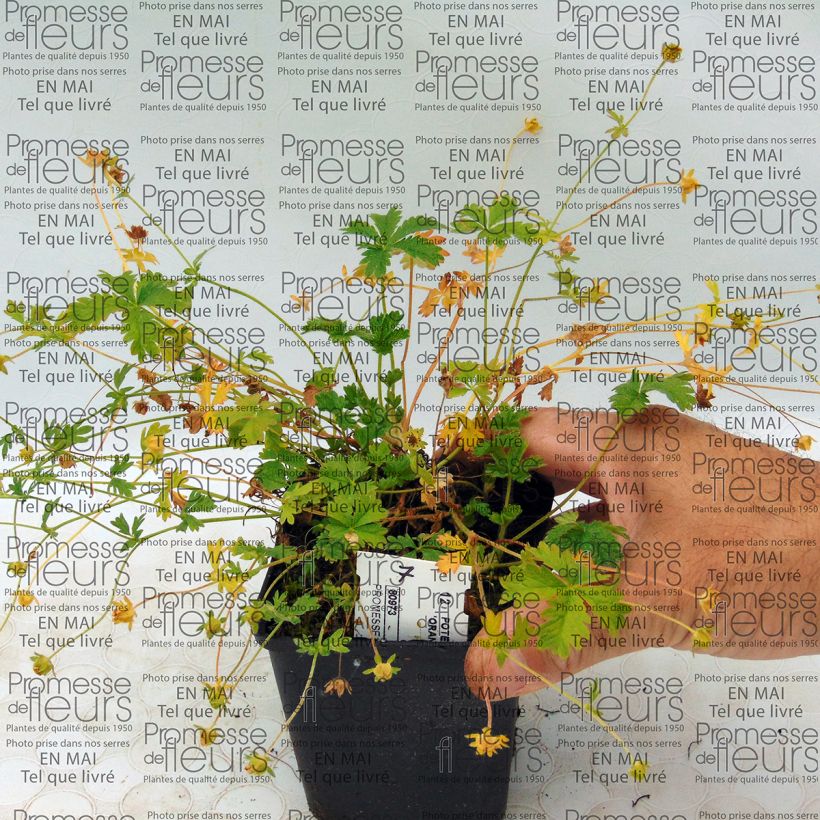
[354,551,473,643]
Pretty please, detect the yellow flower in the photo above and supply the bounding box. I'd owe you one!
[679,169,699,204]
[436,551,464,574]
[19,446,34,463]
[204,678,232,710]
[796,435,815,452]
[674,330,694,360]
[7,561,28,578]
[662,42,683,62]
[324,677,353,697]
[363,653,400,683]
[692,625,712,649]
[78,148,111,168]
[396,426,426,453]
[437,412,486,452]
[16,589,37,608]
[207,538,225,574]
[120,247,158,273]
[208,539,245,595]
[629,758,650,782]
[465,727,510,758]
[244,750,272,777]
[523,117,542,134]
[31,653,54,676]
[196,725,219,746]
[112,596,136,630]
[196,377,235,432]
[436,533,468,574]
[199,611,227,640]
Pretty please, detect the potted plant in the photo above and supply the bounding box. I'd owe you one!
[5,43,806,819]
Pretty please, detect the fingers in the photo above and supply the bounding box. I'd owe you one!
[521,407,622,495]
[465,609,637,701]
[464,596,693,701]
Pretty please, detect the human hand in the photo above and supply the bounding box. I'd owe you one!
[465,405,819,699]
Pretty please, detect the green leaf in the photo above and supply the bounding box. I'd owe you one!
[351,311,409,355]
[256,590,320,627]
[43,422,92,455]
[379,368,403,387]
[112,513,145,551]
[538,600,591,658]
[500,542,630,657]
[279,481,324,526]
[377,454,416,490]
[319,455,370,491]
[221,394,284,446]
[255,457,308,492]
[644,372,697,411]
[548,510,628,567]
[473,407,542,483]
[579,585,632,638]
[359,246,393,281]
[452,194,538,246]
[610,370,696,416]
[322,490,387,549]
[465,498,522,527]
[342,207,444,280]
[392,235,445,267]
[186,491,216,513]
[369,206,403,239]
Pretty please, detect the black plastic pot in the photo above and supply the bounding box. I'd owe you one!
[257,613,519,820]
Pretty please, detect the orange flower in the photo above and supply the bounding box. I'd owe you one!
[558,235,576,256]
[324,677,353,697]
[436,534,469,574]
[419,270,484,316]
[662,42,683,62]
[679,169,699,204]
[112,597,137,630]
[16,589,37,608]
[465,727,510,758]
[290,292,313,312]
[463,241,505,267]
